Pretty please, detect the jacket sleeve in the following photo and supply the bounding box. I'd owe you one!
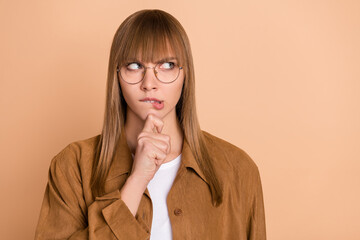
[35,144,151,240]
[248,166,267,240]
[35,145,89,239]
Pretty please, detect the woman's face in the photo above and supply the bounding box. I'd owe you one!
[119,53,185,123]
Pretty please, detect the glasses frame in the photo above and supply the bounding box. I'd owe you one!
[116,62,183,85]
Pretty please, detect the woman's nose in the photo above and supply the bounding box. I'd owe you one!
[140,65,158,91]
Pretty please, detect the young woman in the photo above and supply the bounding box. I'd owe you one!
[35,9,266,240]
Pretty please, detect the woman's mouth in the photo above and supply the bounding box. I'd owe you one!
[142,100,161,104]
[140,98,164,110]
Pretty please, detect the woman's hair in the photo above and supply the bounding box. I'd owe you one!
[91,9,223,207]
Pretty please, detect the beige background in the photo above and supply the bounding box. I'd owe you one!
[1,0,359,239]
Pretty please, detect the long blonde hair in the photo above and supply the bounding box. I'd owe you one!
[91,9,223,207]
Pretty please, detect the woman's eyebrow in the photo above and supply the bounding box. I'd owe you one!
[155,57,178,63]
[123,58,140,63]
[124,57,178,64]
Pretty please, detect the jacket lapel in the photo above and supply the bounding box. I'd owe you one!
[106,127,133,181]
[180,135,210,186]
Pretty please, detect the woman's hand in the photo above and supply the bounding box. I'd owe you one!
[130,113,171,184]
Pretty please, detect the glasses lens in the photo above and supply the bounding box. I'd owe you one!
[155,62,180,83]
[120,62,181,84]
[120,62,143,84]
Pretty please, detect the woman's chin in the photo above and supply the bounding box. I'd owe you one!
[143,110,163,120]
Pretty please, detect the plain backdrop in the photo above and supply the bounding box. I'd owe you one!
[1,0,359,239]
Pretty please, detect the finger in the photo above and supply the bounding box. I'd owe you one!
[137,134,170,155]
[155,155,166,166]
[143,114,164,134]
[137,132,171,146]
[148,146,167,163]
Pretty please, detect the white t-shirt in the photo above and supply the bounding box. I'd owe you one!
[131,153,182,240]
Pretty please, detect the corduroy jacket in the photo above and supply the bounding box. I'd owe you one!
[35,130,266,239]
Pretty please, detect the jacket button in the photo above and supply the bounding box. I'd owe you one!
[174,208,183,216]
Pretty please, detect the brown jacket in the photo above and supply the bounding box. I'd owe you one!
[35,130,266,239]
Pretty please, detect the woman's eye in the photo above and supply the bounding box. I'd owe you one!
[159,62,175,70]
[127,62,142,70]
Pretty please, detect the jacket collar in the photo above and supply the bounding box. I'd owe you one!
[106,127,209,186]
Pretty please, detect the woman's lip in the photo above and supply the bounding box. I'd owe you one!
[151,101,164,110]
[139,99,164,110]
[140,97,163,102]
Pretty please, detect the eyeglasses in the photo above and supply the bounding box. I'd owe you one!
[117,61,183,84]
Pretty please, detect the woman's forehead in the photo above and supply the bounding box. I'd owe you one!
[119,36,184,65]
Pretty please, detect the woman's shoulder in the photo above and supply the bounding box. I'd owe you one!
[49,134,101,176]
[201,130,259,175]
[66,134,101,158]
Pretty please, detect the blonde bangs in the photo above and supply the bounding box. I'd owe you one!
[116,12,186,68]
